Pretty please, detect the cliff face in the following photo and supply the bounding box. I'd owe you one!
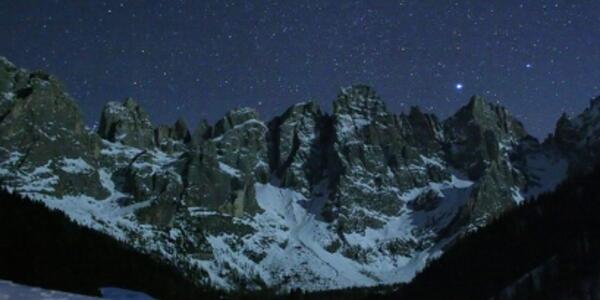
[0,57,594,291]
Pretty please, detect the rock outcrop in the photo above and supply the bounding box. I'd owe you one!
[0,61,107,198]
[98,98,155,148]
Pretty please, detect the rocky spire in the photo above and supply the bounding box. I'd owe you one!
[213,107,260,136]
[552,113,578,149]
[98,97,155,148]
[446,95,529,141]
[212,107,269,182]
[548,95,600,173]
[333,85,388,119]
[192,119,212,143]
[407,106,445,150]
[154,117,192,152]
[0,57,107,198]
[444,95,532,178]
[269,101,323,195]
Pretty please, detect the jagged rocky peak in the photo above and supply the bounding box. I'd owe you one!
[333,84,388,118]
[212,106,269,182]
[444,95,532,178]
[549,95,600,172]
[281,100,321,118]
[324,85,451,236]
[447,95,529,141]
[577,95,600,127]
[406,106,445,149]
[331,85,397,147]
[0,57,107,198]
[441,96,533,224]
[0,59,92,148]
[269,101,324,195]
[191,119,212,144]
[154,117,191,152]
[213,107,261,136]
[552,112,579,150]
[98,97,155,148]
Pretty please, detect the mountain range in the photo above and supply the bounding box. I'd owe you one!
[1,56,599,292]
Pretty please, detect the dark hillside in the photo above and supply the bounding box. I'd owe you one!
[0,188,222,300]
[392,165,600,300]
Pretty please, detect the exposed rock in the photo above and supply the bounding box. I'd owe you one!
[269,101,323,195]
[406,106,445,152]
[98,98,155,148]
[191,119,212,145]
[154,118,191,153]
[552,113,579,151]
[548,95,600,174]
[325,85,450,234]
[212,107,269,183]
[0,62,107,198]
[462,160,520,224]
[444,95,530,179]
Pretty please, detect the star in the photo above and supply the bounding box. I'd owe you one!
[1,1,597,140]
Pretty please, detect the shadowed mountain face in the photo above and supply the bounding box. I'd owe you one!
[391,164,600,300]
[0,57,598,291]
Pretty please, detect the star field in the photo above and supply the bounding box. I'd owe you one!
[1,1,599,138]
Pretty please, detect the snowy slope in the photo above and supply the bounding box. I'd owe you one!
[185,172,474,291]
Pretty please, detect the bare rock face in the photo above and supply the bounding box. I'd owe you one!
[441,95,534,224]
[212,107,270,183]
[154,118,191,153]
[325,86,450,228]
[444,95,530,178]
[548,96,600,174]
[268,101,323,196]
[176,143,261,217]
[98,98,155,148]
[0,61,107,199]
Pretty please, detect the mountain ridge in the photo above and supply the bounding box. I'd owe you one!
[0,56,598,291]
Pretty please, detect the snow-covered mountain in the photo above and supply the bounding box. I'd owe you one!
[0,56,596,292]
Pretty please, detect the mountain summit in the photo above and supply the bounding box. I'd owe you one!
[0,57,597,291]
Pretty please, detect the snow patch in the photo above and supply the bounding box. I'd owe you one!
[218,162,241,177]
[100,287,155,300]
[0,280,98,299]
[60,158,94,174]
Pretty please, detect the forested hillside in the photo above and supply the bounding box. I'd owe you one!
[392,165,600,300]
[0,188,222,300]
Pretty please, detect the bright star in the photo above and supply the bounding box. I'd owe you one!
[455,83,463,90]
[525,63,532,68]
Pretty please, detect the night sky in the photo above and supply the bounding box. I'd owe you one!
[1,1,599,138]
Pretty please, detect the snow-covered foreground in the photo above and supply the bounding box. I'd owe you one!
[0,280,154,300]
